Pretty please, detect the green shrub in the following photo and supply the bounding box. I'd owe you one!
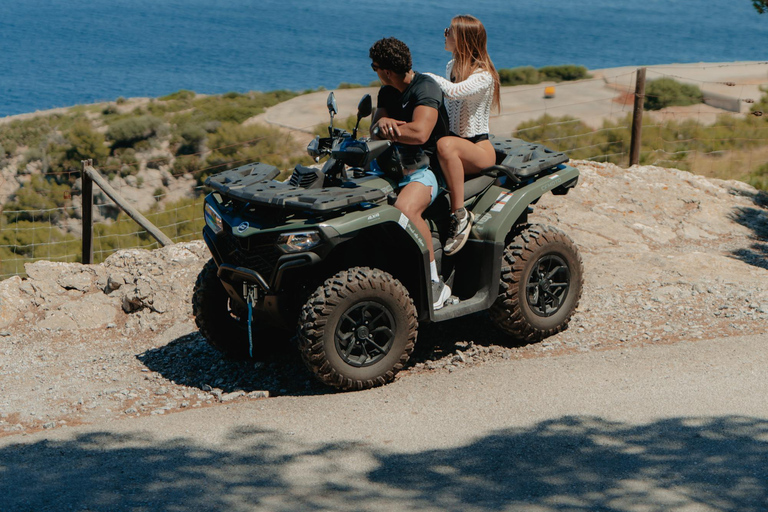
[172,155,203,175]
[45,120,109,176]
[22,147,44,165]
[146,155,171,170]
[497,65,590,86]
[313,114,371,137]
[102,104,120,116]
[337,82,364,89]
[4,175,72,223]
[538,65,590,82]
[202,122,311,185]
[106,115,165,148]
[116,96,127,105]
[747,162,768,191]
[0,219,80,272]
[644,78,704,110]
[159,90,196,101]
[499,66,539,86]
[176,124,207,155]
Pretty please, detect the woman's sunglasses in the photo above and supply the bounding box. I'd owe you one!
[444,27,451,37]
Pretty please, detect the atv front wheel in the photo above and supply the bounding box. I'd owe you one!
[490,224,583,342]
[298,267,418,391]
[192,258,283,358]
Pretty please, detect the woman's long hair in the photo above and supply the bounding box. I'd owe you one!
[449,14,501,111]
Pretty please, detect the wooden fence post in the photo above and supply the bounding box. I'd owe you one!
[629,67,647,166]
[80,162,173,261]
[81,159,94,264]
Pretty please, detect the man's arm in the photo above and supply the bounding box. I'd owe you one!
[377,105,436,144]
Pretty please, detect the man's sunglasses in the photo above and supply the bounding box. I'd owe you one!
[371,63,382,71]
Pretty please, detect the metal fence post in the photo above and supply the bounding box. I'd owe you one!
[81,159,94,264]
[629,67,647,166]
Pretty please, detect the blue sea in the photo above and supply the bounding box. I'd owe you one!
[1,0,767,117]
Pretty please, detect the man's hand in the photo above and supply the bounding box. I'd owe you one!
[374,117,406,140]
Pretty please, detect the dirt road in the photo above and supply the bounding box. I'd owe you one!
[1,332,766,511]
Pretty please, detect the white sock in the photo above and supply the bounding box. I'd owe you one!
[430,259,439,283]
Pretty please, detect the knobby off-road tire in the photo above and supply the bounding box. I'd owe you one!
[192,258,279,358]
[490,224,583,343]
[298,267,418,391]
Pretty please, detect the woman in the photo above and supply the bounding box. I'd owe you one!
[424,15,501,255]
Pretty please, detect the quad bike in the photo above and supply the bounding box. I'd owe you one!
[193,92,583,391]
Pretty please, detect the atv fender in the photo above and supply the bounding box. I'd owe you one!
[471,165,580,244]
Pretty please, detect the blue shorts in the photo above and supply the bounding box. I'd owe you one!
[399,167,439,205]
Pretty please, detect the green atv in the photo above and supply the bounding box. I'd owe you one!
[193,92,583,391]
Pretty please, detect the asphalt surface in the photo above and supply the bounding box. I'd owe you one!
[2,333,767,511]
[258,61,768,136]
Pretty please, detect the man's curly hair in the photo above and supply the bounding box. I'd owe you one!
[369,38,412,75]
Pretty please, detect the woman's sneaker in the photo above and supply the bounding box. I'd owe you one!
[432,278,451,310]
[444,208,474,256]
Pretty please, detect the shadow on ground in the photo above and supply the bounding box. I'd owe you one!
[730,189,768,270]
[2,415,766,511]
[138,313,516,397]
[137,332,332,397]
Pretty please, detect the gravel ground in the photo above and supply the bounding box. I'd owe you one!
[1,161,767,437]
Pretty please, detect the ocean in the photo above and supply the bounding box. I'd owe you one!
[1,0,767,117]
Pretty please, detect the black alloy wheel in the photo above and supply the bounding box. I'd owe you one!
[526,254,571,317]
[335,301,396,367]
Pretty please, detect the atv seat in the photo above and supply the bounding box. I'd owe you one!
[463,175,495,200]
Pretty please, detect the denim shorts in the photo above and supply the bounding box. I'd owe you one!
[399,167,439,205]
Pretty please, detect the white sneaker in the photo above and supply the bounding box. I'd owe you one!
[432,278,451,310]
[444,208,474,256]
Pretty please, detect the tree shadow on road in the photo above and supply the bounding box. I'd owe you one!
[2,415,766,511]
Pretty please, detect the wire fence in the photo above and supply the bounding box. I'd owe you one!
[1,62,767,279]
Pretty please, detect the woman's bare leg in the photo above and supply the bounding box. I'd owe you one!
[437,137,496,212]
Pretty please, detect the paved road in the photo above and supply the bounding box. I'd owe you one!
[257,62,768,139]
[2,333,767,511]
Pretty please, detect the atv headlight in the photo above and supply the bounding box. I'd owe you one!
[204,203,223,234]
[277,231,321,253]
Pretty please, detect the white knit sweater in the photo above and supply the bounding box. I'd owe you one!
[424,60,494,138]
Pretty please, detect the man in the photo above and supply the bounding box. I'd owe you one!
[368,37,452,310]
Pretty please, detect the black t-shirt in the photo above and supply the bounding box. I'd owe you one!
[376,73,450,167]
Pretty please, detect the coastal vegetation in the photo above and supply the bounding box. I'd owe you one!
[497,65,591,86]
[0,89,315,276]
[643,78,704,111]
[1,77,766,277]
[515,92,768,185]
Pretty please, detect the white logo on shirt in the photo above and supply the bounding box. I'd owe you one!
[402,101,409,109]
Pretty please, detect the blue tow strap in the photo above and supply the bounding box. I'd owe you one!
[247,300,254,358]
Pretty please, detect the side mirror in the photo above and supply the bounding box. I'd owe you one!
[352,94,373,140]
[327,92,338,116]
[357,94,372,119]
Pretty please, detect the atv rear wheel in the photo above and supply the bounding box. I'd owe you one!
[490,224,583,342]
[298,267,418,391]
[192,258,283,358]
